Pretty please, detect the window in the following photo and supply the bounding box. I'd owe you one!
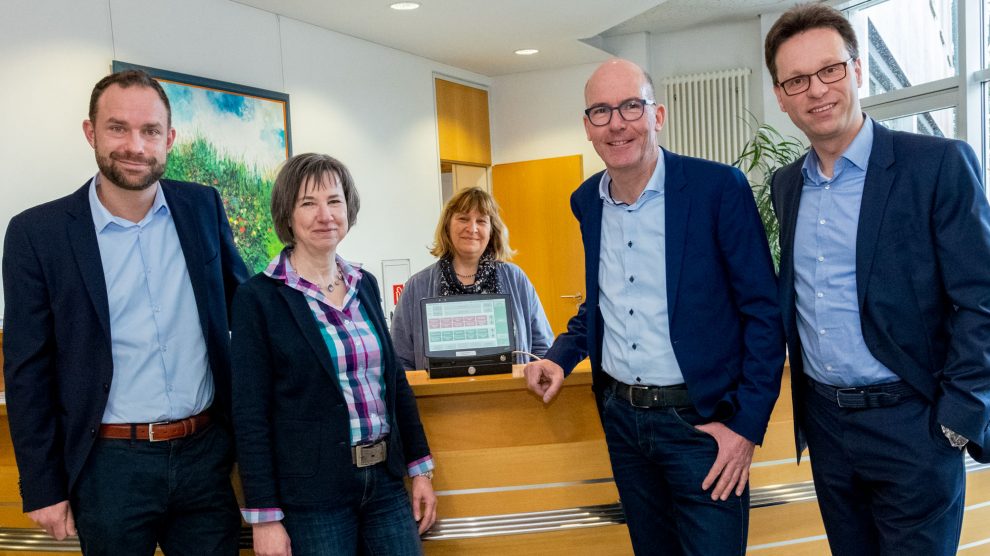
[880,107,957,137]
[846,0,958,99]
[841,0,988,195]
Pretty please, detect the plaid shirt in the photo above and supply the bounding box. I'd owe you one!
[242,248,432,524]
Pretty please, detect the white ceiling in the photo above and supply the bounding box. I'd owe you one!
[233,0,804,77]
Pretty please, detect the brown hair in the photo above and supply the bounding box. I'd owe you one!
[430,187,513,261]
[270,153,361,247]
[764,3,859,84]
[89,69,172,126]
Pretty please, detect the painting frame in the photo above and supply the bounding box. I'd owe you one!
[112,60,292,272]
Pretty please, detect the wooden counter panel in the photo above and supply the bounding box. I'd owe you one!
[423,524,633,556]
[417,387,603,451]
[431,440,613,492]
[434,481,620,518]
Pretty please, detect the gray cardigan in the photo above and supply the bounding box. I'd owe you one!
[390,262,554,371]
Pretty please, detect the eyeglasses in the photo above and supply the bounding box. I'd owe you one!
[777,58,853,96]
[584,98,656,126]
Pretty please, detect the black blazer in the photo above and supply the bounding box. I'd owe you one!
[230,269,431,510]
[772,121,990,462]
[2,180,248,511]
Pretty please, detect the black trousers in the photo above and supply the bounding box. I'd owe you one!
[801,382,966,556]
[70,423,241,556]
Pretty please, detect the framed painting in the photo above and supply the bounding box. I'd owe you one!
[112,61,292,272]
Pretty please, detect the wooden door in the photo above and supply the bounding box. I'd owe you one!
[492,155,585,335]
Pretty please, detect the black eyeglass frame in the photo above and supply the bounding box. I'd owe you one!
[777,58,854,96]
[583,97,657,127]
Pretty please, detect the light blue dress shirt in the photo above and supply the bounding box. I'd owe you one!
[794,118,898,387]
[598,152,684,386]
[89,177,213,423]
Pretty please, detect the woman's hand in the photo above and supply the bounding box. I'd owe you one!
[411,474,438,534]
[252,520,292,556]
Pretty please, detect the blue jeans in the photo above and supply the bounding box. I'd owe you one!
[281,464,422,556]
[801,381,965,555]
[70,423,241,555]
[600,385,748,556]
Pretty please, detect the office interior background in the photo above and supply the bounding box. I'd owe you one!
[1,0,990,554]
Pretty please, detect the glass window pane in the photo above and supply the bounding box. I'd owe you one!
[879,107,957,138]
[985,84,989,190]
[845,0,958,98]
[985,0,990,69]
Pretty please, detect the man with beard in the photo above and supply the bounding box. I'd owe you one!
[2,69,248,555]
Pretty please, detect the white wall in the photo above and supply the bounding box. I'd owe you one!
[490,63,604,178]
[490,17,790,179]
[0,0,490,312]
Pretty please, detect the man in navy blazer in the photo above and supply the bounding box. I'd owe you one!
[2,70,248,555]
[524,58,785,555]
[765,5,990,554]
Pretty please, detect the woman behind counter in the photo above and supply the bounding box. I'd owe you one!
[391,187,553,371]
[231,153,436,556]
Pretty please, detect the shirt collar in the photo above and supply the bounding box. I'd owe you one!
[265,247,363,304]
[802,115,874,184]
[88,174,169,232]
[598,148,665,208]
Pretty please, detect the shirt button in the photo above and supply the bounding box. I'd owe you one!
[153,305,161,313]
[631,343,637,350]
[826,365,833,371]
[819,329,826,335]
[629,309,634,315]
[627,241,633,248]
[824,185,831,190]
[819,219,826,225]
[629,276,635,283]
[817,292,824,298]
[817,256,825,262]
[161,345,168,352]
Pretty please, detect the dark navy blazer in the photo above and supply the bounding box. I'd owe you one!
[772,121,990,462]
[545,149,786,445]
[230,269,431,510]
[2,179,248,511]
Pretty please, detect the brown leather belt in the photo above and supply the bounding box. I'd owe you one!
[99,411,211,442]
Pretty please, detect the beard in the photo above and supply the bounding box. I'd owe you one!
[95,149,167,192]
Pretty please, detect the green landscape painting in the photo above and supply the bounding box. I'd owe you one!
[113,61,292,273]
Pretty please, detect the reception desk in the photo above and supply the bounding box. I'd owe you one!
[2,354,990,554]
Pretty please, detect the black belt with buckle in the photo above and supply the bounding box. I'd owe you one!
[807,378,917,409]
[612,381,692,409]
[352,438,387,467]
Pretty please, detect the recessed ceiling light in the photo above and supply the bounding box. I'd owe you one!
[515,49,539,56]
[390,2,420,10]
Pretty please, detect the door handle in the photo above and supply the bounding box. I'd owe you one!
[560,292,584,302]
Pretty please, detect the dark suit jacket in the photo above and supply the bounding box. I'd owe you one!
[2,179,248,512]
[772,121,990,462]
[230,269,431,510]
[545,149,786,445]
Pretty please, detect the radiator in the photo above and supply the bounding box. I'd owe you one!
[660,68,751,165]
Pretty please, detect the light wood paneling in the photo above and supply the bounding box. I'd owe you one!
[435,78,491,166]
[492,155,585,335]
[423,524,634,556]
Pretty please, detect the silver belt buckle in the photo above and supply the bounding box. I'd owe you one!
[147,421,168,442]
[353,441,387,467]
[628,384,654,409]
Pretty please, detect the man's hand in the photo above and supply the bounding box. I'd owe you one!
[251,521,292,556]
[411,474,437,534]
[524,360,565,403]
[28,500,76,540]
[696,422,755,501]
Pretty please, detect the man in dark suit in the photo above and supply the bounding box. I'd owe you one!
[523,58,785,555]
[2,69,248,555]
[764,4,990,554]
